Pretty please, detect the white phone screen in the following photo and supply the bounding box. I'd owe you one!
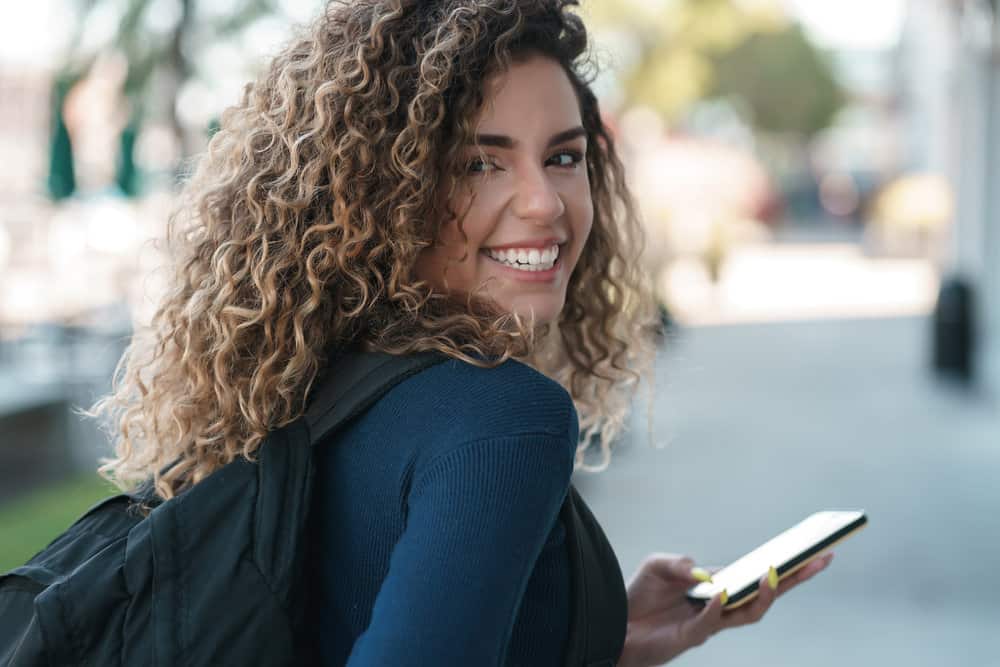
[688,510,865,600]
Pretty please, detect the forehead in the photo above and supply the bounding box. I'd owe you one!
[475,55,582,133]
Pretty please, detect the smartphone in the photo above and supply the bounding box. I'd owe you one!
[686,510,867,610]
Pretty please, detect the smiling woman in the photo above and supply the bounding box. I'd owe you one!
[90,0,657,501]
[74,1,834,665]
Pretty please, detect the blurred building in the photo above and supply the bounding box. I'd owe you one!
[0,65,54,279]
[900,0,1000,393]
[896,0,961,175]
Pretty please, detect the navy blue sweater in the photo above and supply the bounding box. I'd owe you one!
[311,355,579,665]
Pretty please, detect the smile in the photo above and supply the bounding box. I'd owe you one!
[482,244,560,271]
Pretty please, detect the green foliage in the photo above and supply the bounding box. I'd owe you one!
[709,24,844,138]
[76,0,279,96]
[586,0,843,137]
[66,0,281,159]
[626,48,714,120]
[0,474,117,572]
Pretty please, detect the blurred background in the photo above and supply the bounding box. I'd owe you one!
[1,0,998,664]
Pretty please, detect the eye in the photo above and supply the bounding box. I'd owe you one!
[467,157,498,174]
[547,150,584,168]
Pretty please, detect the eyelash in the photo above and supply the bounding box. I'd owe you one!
[467,149,585,174]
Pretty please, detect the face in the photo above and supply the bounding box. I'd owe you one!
[414,54,594,325]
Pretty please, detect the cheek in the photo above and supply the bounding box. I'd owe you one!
[440,215,490,263]
[414,208,491,288]
[440,194,496,264]
[567,187,594,265]
[456,184,499,236]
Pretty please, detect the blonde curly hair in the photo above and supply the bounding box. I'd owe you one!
[89,0,658,500]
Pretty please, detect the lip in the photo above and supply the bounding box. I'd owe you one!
[482,237,566,251]
[479,248,563,283]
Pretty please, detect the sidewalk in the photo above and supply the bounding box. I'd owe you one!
[576,315,1000,666]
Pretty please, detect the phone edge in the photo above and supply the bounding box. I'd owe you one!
[685,511,868,610]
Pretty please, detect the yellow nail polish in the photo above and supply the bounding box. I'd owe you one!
[767,566,778,591]
[690,567,713,583]
[719,589,729,606]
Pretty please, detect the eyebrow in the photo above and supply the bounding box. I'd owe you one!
[471,126,587,149]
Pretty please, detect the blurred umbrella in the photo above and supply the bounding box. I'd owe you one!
[47,75,78,201]
[115,114,141,197]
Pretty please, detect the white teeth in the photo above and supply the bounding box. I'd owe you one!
[485,243,562,271]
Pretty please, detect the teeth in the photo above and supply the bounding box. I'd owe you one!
[485,243,561,271]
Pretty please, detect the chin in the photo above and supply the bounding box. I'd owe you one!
[505,297,565,326]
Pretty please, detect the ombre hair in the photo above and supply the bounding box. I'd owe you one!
[89,0,658,500]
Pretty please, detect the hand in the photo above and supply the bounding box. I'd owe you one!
[616,551,834,667]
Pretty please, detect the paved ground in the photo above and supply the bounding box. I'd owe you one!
[575,315,1000,667]
[662,239,938,327]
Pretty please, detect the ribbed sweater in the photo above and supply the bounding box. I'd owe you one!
[311,355,579,666]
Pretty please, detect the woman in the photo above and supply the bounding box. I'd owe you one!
[91,0,832,664]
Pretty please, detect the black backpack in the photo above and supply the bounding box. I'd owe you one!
[0,350,625,666]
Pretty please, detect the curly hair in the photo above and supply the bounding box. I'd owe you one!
[89,0,658,499]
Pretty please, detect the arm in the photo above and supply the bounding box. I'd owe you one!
[345,433,573,666]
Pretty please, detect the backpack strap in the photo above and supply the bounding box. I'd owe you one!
[304,349,448,445]
[253,349,448,662]
[561,484,628,667]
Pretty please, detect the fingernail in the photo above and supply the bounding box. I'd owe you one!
[719,589,729,606]
[767,565,778,590]
[690,567,713,583]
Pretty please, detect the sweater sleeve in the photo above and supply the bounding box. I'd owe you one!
[344,432,574,666]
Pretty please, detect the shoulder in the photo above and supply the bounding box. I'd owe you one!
[379,355,579,464]
[423,356,577,436]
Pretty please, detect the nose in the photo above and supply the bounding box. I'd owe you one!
[511,166,565,223]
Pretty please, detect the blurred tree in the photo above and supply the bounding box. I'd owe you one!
[586,0,843,138]
[710,24,844,138]
[64,0,281,166]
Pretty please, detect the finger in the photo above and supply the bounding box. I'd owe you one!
[682,590,727,648]
[775,552,834,598]
[720,568,779,629]
[722,553,835,629]
[638,553,701,583]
